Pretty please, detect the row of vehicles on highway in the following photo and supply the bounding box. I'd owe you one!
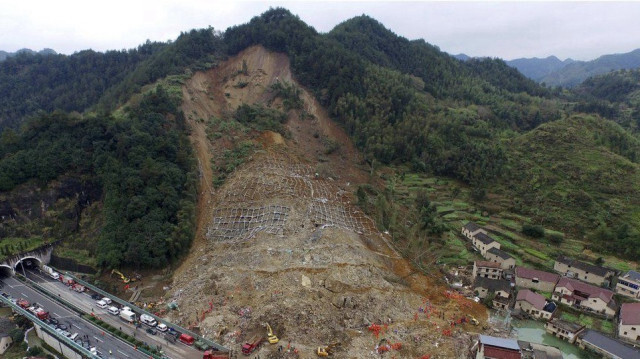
[2,291,104,357]
[92,295,198,346]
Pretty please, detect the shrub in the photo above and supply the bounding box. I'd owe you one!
[522,224,545,238]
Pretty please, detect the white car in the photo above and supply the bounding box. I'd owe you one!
[156,323,168,332]
[108,306,120,315]
[102,297,112,305]
[96,300,108,309]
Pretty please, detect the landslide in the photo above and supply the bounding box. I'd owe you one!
[167,45,485,358]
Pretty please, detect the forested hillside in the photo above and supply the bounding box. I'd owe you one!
[1,7,639,268]
[0,28,224,131]
[0,87,196,268]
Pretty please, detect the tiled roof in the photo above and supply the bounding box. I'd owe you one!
[580,330,640,359]
[556,255,612,277]
[547,318,584,333]
[463,222,482,232]
[484,346,521,359]
[620,302,640,325]
[475,232,496,245]
[474,277,511,293]
[488,247,513,260]
[476,260,502,269]
[556,277,614,303]
[620,270,640,283]
[480,335,521,350]
[516,289,546,310]
[515,266,560,284]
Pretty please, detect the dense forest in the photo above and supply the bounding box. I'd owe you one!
[0,87,196,268]
[0,28,225,131]
[1,7,640,267]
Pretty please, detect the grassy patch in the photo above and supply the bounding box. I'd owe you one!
[524,248,551,261]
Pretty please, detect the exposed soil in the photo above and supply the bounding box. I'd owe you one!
[164,46,486,358]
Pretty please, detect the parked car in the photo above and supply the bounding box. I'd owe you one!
[101,297,112,305]
[90,293,101,300]
[96,299,108,309]
[146,327,157,335]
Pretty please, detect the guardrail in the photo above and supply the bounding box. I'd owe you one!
[0,294,100,359]
[64,271,228,352]
[14,273,168,359]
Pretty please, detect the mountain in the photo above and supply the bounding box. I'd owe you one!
[0,7,638,270]
[506,55,575,81]
[0,48,56,61]
[540,48,640,87]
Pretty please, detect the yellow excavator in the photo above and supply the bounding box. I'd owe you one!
[317,343,340,357]
[266,323,279,344]
[111,269,131,283]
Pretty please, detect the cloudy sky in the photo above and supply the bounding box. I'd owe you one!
[1,1,639,61]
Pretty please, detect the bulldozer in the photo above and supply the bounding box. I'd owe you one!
[265,323,279,344]
[316,343,340,357]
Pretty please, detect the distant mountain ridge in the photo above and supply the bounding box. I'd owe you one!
[507,48,640,87]
[506,56,575,81]
[0,48,57,61]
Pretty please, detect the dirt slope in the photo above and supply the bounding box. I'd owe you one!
[168,46,484,358]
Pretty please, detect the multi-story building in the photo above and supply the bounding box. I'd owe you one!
[515,266,559,293]
[552,277,616,317]
[473,261,503,280]
[544,318,585,344]
[619,302,640,343]
[616,270,640,300]
[462,222,487,241]
[554,255,615,287]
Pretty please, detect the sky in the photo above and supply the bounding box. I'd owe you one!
[1,1,640,61]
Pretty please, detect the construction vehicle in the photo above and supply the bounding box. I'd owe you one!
[468,315,479,326]
[111,269,131,283]
[317,343,340,357]
[241,336,264,355]
[265,323,279,344]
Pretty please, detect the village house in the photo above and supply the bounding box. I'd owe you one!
[473,277,511,300]
[619,302,640,343]
[552,277,617,317]
[514,289,556,320]
[485,247,516,269]
[615,270,640,300]
[475,335,521,359]
[473,232,501,257]
[577,330,640,359]
[462,222,487,241]
[554,255,615,287]
[473,261,503,280]
[514,266,559,293]
[544,318,585,344]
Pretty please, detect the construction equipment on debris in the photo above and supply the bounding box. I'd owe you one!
[241,335,264,355]
[468,315,479,326]
[316,343,340,357]
[112,269,131,283]
[266,323,279,344]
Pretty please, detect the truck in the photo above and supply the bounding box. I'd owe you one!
[140,313,157,327]
[27,306,49,320]
[71,283,85,292]
[119,309,136,323]
[42,265,60,280]
[17,299,30,309]
[241,336,264,355]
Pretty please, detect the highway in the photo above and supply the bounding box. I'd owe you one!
[21,269,206,359]
[0,275,148,359]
